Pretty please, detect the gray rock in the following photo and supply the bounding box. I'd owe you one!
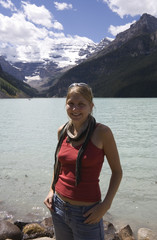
[0,220,22,240]
[118,225,135,240]
[104,221,120,240]
[137,228,157,240]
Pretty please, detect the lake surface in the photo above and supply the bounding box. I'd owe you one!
[0,98,157,235]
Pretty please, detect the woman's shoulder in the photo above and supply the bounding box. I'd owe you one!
[97,123,117,149]
[92,123,113,149]
[95,123,115,143]
[58,124,65,132]
[96,122,112,134]
[57,124,66,139]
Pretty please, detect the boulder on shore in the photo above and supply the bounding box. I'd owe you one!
[138,228,157,240]
[1,217,157,240]
[104,221,120,240]
[0,220,22,240]
[118,225,135,240]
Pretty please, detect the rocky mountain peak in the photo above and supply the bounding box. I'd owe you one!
[138,13,157,33]
[116,13,157,43]
[96,38,111,50]
[96,13,157,58]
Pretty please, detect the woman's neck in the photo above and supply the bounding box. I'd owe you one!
[72,123,83,133]
[66,117,90,142]
[71,118,89,133]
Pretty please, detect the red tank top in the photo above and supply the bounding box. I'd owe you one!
[55,137,104,202]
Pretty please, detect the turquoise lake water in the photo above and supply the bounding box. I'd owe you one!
[0,98,157,235]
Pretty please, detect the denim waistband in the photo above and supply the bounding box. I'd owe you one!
[52,192,105,240]
[54,192,99,211]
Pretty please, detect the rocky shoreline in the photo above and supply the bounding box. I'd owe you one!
[0,217,156,240]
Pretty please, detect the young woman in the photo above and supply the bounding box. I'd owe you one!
[44,83,122,240]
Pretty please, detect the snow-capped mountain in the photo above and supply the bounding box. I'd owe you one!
[48,13,157,98]
[0,37,111,89]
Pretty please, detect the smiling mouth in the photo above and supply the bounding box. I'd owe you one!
[71,113,81,117]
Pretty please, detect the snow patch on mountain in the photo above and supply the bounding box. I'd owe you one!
[25,75,41,82]
[47,39,97,68]
[0,37,110,85]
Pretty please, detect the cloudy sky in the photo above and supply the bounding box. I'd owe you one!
[0,0,157,63]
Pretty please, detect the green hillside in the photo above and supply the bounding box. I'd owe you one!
[0,65,38,98]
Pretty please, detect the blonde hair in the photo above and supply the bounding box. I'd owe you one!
[66,83,94,104]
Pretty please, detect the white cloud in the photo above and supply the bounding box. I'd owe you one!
[108,20,136,36]
[0,11,52,62]
[54,2,73,11]
[103,0,157,18]
[0,2,93,65]
[106,37,114,41]
[52,20,64,30]
[0,0,16,11]
[21,1,53,28]
[0,13,48,45]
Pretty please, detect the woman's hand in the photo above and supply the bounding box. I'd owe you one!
[83,201,110,224]
[44,190,54,211]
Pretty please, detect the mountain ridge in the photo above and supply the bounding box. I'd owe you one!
[0,37,110,91]
[1,13,157,98]
[46,13,157,97]
[88,13,157,60]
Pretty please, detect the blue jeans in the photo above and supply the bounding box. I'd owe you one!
[52,193,104,240]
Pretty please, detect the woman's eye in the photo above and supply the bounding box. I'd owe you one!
[79,103,85,107]
[68,103,74,107]
[67,102,85,108]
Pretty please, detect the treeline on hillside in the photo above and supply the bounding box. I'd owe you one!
[0,77,17,96]
[0,65,38,97]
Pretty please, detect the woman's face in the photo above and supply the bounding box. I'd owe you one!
[66,92,93,125]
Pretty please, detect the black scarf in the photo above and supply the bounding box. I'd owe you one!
[52,115,96,191]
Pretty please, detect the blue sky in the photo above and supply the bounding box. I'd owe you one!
[0,0,157,63]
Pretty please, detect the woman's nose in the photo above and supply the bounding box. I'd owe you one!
[72,104,79,110]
